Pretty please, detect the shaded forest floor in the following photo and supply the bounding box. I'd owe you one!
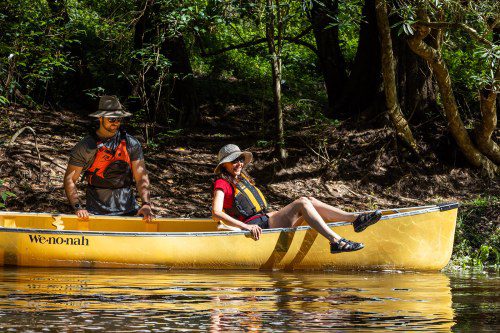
[0,103,497,220]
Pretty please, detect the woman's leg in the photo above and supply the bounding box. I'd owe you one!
[306,197,358,223]
[303,197,382,233]
[268,197,342,243]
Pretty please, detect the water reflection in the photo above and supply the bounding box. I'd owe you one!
[449,272,499,332]
[0,268,455,331]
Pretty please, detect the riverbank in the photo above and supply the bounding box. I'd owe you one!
[449,197,499,270]
[0,105,498,267]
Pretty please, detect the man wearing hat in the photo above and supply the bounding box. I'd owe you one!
[63,95,153,221]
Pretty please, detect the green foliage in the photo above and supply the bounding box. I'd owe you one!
[0,180,16,208]
[0,0,71,103]
[474,245,499,268]
[0,96,9,106]
[256,140,271,148]
[337,0,363,63]
[307,0,363,65]
[0,0,497,150]
[444,42,498,119]
[452,196,499,270]
[394,0,499,120]
[454,244,499,271]
[159,129,184,140]
[289,98,339,127]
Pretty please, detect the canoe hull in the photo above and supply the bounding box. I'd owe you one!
[0,205,457,270]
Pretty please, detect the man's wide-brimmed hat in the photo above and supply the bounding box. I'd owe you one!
[214,144,253,174]
[89,95,132,118]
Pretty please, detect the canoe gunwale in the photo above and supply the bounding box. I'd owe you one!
[0,203,458,237]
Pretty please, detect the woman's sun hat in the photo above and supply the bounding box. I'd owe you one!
[214,144,253,174]
[89,95,132,117]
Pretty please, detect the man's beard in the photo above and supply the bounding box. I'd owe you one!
[103,124,119,134]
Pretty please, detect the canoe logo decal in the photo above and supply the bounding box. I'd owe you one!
[28,234,89,246]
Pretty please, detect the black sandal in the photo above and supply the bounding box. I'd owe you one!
[330,238,364,253]
[353,210,382,233]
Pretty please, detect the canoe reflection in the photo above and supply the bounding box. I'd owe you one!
[0,268,454,331]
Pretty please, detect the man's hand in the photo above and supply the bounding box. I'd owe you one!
[137,204,154,222]
[76,209,90,220]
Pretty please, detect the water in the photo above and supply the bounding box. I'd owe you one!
[0,268,497,332]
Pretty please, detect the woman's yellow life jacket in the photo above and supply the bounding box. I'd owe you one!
[225,174,268,220]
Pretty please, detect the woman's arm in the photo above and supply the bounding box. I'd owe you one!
[212,189,262,240]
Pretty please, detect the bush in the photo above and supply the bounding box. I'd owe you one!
[452,196,500,270]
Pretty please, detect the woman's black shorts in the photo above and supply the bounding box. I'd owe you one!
[246,214,270,229]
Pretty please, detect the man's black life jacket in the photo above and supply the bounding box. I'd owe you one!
[84,130,133,189]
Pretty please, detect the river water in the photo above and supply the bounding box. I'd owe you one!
[0,268,497,332]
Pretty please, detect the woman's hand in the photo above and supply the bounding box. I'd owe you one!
[246,224,262,240]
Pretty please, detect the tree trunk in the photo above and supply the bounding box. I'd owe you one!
[309,0,347,117]
[407,17,498,175]
[47,0,93,109]
[271,55,286,159]
[395,42,438,121]
[130,0,160,123]
[375,0,418,152]
[335,0,383,119]
[161,35,200,128]
[391,32,438,122]
[131,0,199,128]
[475,26,500,164]
[475,64,500,164]
[266,0,287,160]
[132,0,156,70]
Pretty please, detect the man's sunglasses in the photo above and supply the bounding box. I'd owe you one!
[106,117,123,123]
[231,156,245,164]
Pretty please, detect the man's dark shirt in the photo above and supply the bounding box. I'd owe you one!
[68,131,144,215]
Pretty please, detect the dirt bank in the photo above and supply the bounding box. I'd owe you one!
[0,105,498,220]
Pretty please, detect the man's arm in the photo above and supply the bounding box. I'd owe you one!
[63,164,89,220]
[131,159,153,221]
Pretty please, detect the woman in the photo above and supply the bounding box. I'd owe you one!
[212,144,382,253]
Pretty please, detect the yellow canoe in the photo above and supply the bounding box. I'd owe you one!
[0,203,458,270]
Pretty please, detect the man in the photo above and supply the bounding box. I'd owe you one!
[64,95,153,221]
